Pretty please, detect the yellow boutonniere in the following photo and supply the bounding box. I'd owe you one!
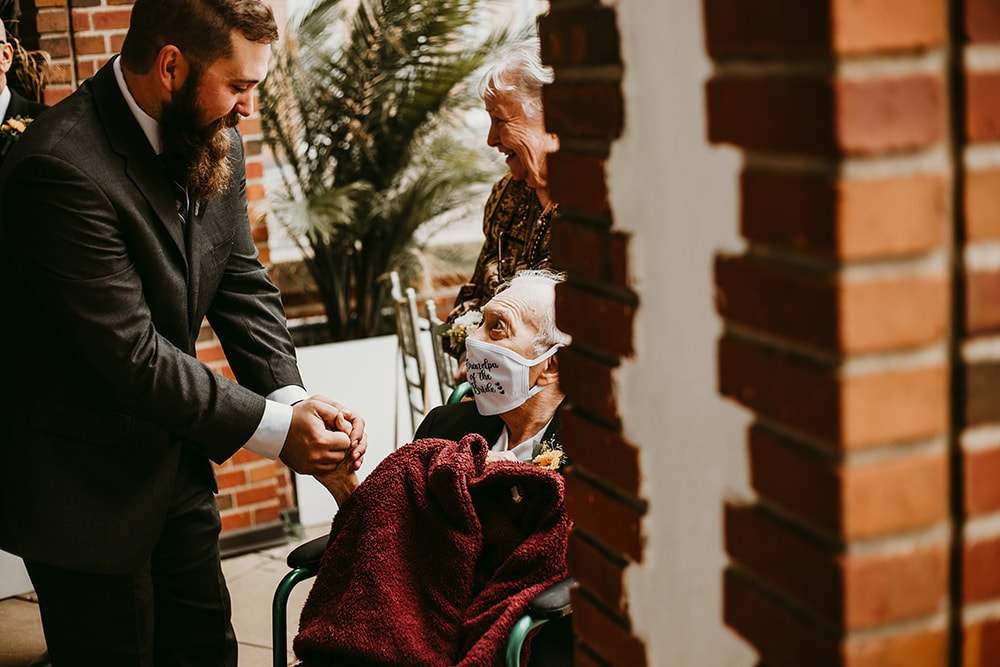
[3,118,27,134]
[0,115,34,158]
[531,436,567,471]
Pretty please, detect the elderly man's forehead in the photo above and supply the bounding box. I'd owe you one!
[481,298,517,321]
[486,285,544,320]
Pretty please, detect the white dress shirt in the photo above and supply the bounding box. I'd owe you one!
[0,85,12,123]
[491,419,553,463]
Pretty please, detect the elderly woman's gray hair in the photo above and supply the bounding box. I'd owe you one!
[477,39,553,120]
[497,268,572,354]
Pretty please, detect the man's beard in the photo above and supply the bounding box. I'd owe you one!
[160,72,240,202]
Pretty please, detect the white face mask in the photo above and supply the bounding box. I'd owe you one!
[465,338,562,416]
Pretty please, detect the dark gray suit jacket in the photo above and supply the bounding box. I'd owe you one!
[0,88,47,164]
[0,60,302,574]
[4,88,47,123]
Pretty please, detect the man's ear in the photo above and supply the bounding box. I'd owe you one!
[534,352,560,387]
[156,45,189,93]
[0,42,13,75]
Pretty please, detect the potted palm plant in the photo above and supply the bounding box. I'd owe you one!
[259,0,517,342]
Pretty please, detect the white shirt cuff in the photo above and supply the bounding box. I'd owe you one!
[242,385,309,460]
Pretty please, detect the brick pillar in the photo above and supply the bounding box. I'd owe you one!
[960,0,1000,663]
[539,3,647,665]
[35,0,74,104]
[706,0,955,663]
[27,0,296,546]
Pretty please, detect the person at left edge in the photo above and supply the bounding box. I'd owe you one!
[0,17,48,164]
[0,1,366,665]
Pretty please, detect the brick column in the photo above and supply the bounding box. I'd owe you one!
[960,0,1000,663]
[706,0,954,663]
[27,0,295,547]
[539,3,647,665]
[35,0,74,104]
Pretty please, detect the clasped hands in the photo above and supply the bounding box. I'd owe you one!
[279,396,365,505]
[279,396,366,474]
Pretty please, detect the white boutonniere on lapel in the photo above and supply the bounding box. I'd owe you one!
[438,309,482,354]
[0,115,33,158]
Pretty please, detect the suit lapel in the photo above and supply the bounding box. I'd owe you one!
[481,414,506,447]
[5,91,26,121]
[541,410,561,445]
[454,402,505,446]
[5,90,43,122]
[91,62,188,260]
[532,403,564,458]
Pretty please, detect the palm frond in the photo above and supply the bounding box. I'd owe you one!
[260,0,520,340]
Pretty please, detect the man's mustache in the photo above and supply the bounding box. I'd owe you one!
[213,111,240,132]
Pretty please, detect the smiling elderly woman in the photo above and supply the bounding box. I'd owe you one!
[445,38,559,357]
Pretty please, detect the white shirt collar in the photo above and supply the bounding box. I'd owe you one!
[0,86,11,121]
[112,56,163,155]
[491,420,553,464]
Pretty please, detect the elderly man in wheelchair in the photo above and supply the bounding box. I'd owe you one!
[276,269,574,667]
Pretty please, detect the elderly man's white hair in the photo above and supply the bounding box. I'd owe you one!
[496,268,571,354]
[477,38,553,120]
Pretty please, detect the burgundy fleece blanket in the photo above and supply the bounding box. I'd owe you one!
[293,433,571,667]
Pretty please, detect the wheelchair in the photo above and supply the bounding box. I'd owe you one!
[271,532,574,667]
[271,383,573,666]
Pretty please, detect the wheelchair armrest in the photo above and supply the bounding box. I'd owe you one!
[286,533,330,570]
[526,577,575,619]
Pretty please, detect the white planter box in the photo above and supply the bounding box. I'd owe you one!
[0,550,32,599]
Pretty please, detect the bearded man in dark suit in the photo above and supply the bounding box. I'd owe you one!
[0,1,368,664]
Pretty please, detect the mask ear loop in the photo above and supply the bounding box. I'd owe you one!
[528,343,563,367]
[525,343,564,399]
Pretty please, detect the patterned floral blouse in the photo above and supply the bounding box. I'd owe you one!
[446,174,558,354]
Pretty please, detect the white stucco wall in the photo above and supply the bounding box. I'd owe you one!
[606,1,756,663]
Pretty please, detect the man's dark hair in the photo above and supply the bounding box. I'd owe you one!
[120,0,279,73]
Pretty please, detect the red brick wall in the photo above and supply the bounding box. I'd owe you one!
[29,0,294,542]
[705,0,1000,663]
[539,2,648,665]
